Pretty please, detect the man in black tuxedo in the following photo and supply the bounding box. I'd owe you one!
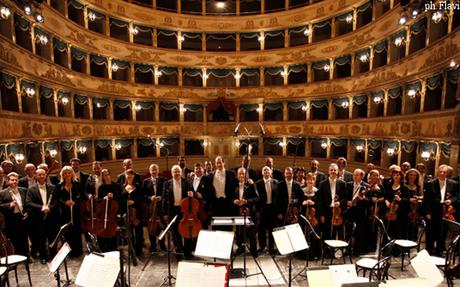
[256,166,280,254]
[162,165,195,259]
[116,159,142,187]
[85,161,103,197]
[190,163,212,229]
[178,156,193,178]
[70,158,89,187]
[317,163,347,240]
[344,168,369,254]
[26,168,59,263]
[142,163,166,252]
[234,155,257,181]
[309,159,326,188]
[336,157,353,183]
[37,163,60,186]
[19,163,36,189]
[265,157,284,182]
[233,167,259,257]
[424,165,459,255]
[0,172,29,257]
[278,167,303,226]
[1,160,14,184]
[208,156,236,227]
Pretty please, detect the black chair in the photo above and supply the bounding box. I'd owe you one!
[321,223,355,265]
[394,219,426,270]
[355,240,396,281]
[430,234,460,287]
[0,238,31,286]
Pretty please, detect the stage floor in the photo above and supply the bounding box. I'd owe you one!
[11,247,450,287]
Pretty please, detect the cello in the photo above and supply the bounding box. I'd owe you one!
[147,196,164,237]
[94,197,119,239]
[178,196,202,239]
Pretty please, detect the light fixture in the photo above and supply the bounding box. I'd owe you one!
[356,145,364,153]
[341,101,349,109]
[15,153,25,164]
[256,107,262,112]
[280,71,286,77]
[115,143,122,151]
[0,6,11,19]
[321,142,328,149]
[156,70,163,77]
[449,60,458,69]
[134,104,141,111]
[399,12,408,25]
[203,73,208,80]
[432,11,443,23]
[111,62,119,72]
[235,140,240,147]
[179,35,185,42]
[411,9,419,18]
[130,26,139,35]
[59,96,69,105]
[78,146,87,154]
[24,87,35,97]
[202,140,208,147]
[407,89,417,98]
[88,11,96,21]
[96,102,102,108]
[278,142,285,147]
[234,72,241,80]
[421,151,432,161]
[49,149,58,158]
[301,103,309,111]
[34,11,44,23]
[345,14,353,24]
[215,1,226,9]
[394,36,404,47]
[323,63,330,72]
[386,147,396,156]
[37,34,48,45]
[180,107,187,113]
[359,53,369,63]
[24,5,32,15]
[373,95,383,104]
[257,35,264,42]
[303,28,311,36]
[159,142,165,148]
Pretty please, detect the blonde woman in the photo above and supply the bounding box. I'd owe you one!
[56,166,83,257]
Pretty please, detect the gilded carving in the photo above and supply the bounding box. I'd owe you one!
[103,44,121,53]
[116,5,126,15]
[321,46,339,53]
[423,41,459,67]
[41,68,73,85]
[163,16,173,25]
[97,82,130,95]
[316,7,325,17]
[187,20,197,29]
[137,88,156,98]
[269,18,278,26]
[197,56,214,65]
[0,47,21,68]
[366,70,401,87]
[245,21,254,29]
[170,55,193,63]
[311,83,347,93]
[67,30,99,50]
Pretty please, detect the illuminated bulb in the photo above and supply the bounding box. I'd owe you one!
[341,101,349,109]
[115,143,122,151]
[387,147,395,156]
[216,1,226,9]
[60,97,69,105]
[159,142,165,148]
[111,63,119,72]
[96,103,102,108]
[321,142,328,149]
[15,153,25,163]
[34,12,44,23]
[278,142,285,147]
[356,145,364,153]
[399,15,407,25]
[394,37,404,47]
[359,54,369,63]
[257,35,263,42]
[449,60,458,68]
[235,141,240,147]
[134,104,141,111]
[25,87,35,97]
[421,151,431,161]
[407,89,416,98]
[0,6,11,19]
[280,71,286,77]
[78,146,87,154]
[373,96,383,104]
[24,5,32,15]
[38,34,48,45]
[203,141,208,147]
[88,11,96,21]
[432,11,442,23]
[303,28,311,36]
[412,9,419,18]
[156,70,163,77]
[180,107,187,113]
[130,26,139,35]
[323,64,330,72]
[234,73,241,80]
[345,14,353,23]
[179,35,185,42]
[203,73,208,80]
[49,149,58,158]
[256,107,262,112]
[301,104,308,111]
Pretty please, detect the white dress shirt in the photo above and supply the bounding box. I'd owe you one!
[239,182,245,200]
[329,178,337,207]
[10,189,23,213]
[213,169,226,198]
[173,179,182,206]
[38,184,47,206]
[440,179,447,203]
[193,176,201,192]
[286,180,293,203]
[264,178,272,204]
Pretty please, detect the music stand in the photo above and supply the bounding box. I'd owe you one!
[157,215,179,287]
[272,223,308,287]
[211,216,271,286]
[49,222,72,287]
[294,215,321,280]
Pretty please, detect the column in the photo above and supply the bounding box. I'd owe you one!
[348,96,353,119]
[154,65,159,85]
[283,101,288,121]
[353,10,357,31]
[178,31,183,50]
[70,93,75,118]
[419,81,426,113]
[83,6,89,29]
[448,2,454,33]
[235,68,240,87]
[203,68,207,87]
[85,54,91,76]
[153,28,158,48]
[67,45,72,70]
[133,139,138,159]
[35,83,41,115]
[131,100,137,121]
[307,63,312,83]
[154,101,160,121]
[177,0,181,13]
[179,103,184,122]
[306,100,311,120]
[31,24,36,55]
[283,65,288,85]
[53,90,58,117]
[307,24,312,44]
[350,54,356,76]
[178,67,183,86]
[258,103,263,122]
[425,14,431,47]
[441,69,448,110]
[88,97,93,120]
[328,99,333,120]
[282,137,287,156]
[326,138,331,159]
[129,22,135,43]
[369,46,374,71]
[449,143,459,169]
[111,139,116,160]
[236,33,240,51]
[261,0,265,13]
[109,99,114,120]
[284,28,289,48]
[236,0,240,15]
[259,67,264,86]
[16,78,23,113]
[328,59,332,80]
[434,143,441,175]
[236,104,240,122]
[105,16,110,36]
[383,90,389,117]
[156,137,161,157]
[259,31,265,50]
[364,139,369,163]
[367,94,372,118]
[331,17,336,38]
[108,58,113,80]
[202,0,206,15]
[202,32,206,51]
[405,28,410,57]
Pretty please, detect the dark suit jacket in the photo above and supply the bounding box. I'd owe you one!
[340,170,353,183]
[0,187,28,217]
[278,180,303,216]
[272,169,284,182]
[142,177,166,198]
[189,175,212,204]
[232,182,259,219]
[344,181,369,220]
[208,169,237,202]
[162,178,192,217]
[116,172,142,187]
[19,176,35,189]
[76,171,89,187]
[233,167,257,181]
[255,178,280,209]
[26,183,58,218]
[317,178,347,218]
[310,170,326,188]
[424,178,459,220]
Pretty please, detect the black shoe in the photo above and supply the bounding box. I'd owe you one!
[236,248,244,256]
[257,247,266,253]
[159,242,167,252]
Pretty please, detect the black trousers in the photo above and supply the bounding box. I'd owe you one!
[426,216,446,255]
[236,226,257,256]
[258,204,277,251]
[5,213,29,257]
[30,213,59,260]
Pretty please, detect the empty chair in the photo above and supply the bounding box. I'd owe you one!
[356,240,396,281]
[0,237,32,286]
[321,223,355,265]
[431,234,460,287]
[394,219,426,270]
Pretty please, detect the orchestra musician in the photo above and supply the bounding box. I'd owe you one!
[405,168,424,241]
[1,161,14,185]
[189,163,212,229]
[0,172,29,257]
[116,159,142,187]
[142,163,166,252]
[178,156,193,178]
[336,158,353,183]
[233,167,259,257]
[204,160,213,176]
[26,168,59,263]
[309,160,326,188]
[0,168,5,190]
[279,167,302,225]
[70,158,89,187]
[162,165,196,259]
[256,166,280,254]
[424,165,459,256]
[295,167,307,189]
[265,157,284,182]
[56,166,84,258]
[96,169,121,252]
[301,172,321,259]
[120,168,144,256]
[18,163,36,189]
[366,169,387,252]
[37,163,60,186]
[344,169,369,254]
[384,167,409,240]
[234,155,257,181]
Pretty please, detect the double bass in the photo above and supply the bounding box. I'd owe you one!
[178,196,202,239]
[147,196,164,237]
[94,197,119,239]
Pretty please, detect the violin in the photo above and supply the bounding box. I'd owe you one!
[444,192,456,221]
[95,197,119,238]
[331,196,342,226]
[147,197,164,237]
[178,196,202,239]
[304,189,318,227]
[385,190,401,222]
[286,204,299,224]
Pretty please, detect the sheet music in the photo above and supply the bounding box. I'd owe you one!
[410,249,444,285]
[328,264,358,287]
[48,242,72,273]
[176,261,227,287]
[234,218,251,225]
[75,253,120,287]
[306,267,333,287]
[212,218,233,225]
[195,230,234,260]
[272,223,308,255]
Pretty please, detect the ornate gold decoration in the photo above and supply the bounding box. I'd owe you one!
[41,68,72,84]
[97,82,131,95]
[0,46,21,68]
